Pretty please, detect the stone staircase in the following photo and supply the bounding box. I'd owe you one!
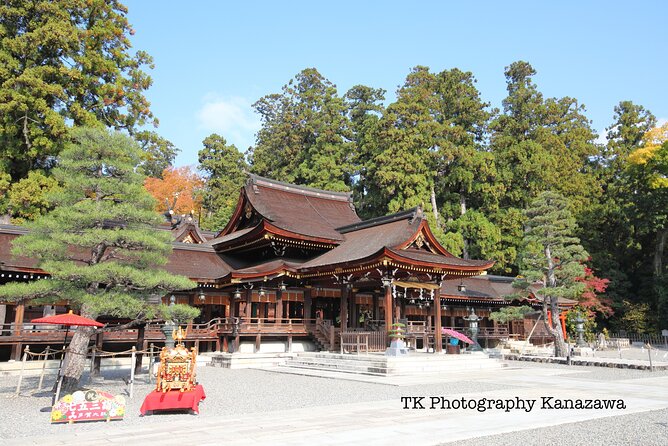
[498,339,554,357]
[280,351,505,377]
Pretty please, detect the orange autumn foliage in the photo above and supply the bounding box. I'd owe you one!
[144,166,204,214]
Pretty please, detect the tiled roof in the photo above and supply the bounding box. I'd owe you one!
[245,175,360,241]
[300,217,419,269]
[387,248,493,269]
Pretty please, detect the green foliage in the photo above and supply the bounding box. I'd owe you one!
[0,127,195,321]
[160,303,200,325]
[198,134,248,231]
[489,306,533,324]
[135,131,179,178]
[617,300,653,334]
[248,68,353,191]
[0,0,155,181]
[7,170,60,223]
[565,308,597,342]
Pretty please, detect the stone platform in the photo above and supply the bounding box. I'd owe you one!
[278,351,505,377]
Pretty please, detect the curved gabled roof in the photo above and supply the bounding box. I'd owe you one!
[219,175,361,242]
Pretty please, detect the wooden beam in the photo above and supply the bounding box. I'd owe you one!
[303,288,312,320]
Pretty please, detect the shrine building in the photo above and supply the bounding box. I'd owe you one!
[0,175,568,360]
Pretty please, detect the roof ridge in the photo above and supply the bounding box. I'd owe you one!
[248,174,353,202]
[336,208,419,233]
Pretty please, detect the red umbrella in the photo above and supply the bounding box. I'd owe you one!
[32,311,105,327]
[31,311,104,400]
[442,328,475,344]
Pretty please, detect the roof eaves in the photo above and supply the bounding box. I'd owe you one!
[336,208,418,234]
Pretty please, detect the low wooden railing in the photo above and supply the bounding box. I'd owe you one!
[340,330,387,353]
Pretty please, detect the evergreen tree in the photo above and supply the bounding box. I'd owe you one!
[516,191,589,357]
[0,0,157,180]
[248,68,353,191]
[0,127,196,391]
[343,85,386,219]
[198,134,248,231]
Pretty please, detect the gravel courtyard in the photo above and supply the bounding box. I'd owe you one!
[1,361,667,444]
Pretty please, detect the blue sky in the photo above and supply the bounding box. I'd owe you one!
[124,0,668,168]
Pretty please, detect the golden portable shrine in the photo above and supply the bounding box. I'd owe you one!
[156,327,197,393]
[0,174,574,361]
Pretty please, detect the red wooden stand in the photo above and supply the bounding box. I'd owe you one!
[140,385,206,415]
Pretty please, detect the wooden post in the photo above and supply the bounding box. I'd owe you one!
[148,343,155,384]
[15,345,29,395]
[373,293,380,321]
[287,334,293,353]
[349,289,356,328]
[384,283,392,334]
[38,347,49,390]
[245,289,252,318]
[11,303,25,361]
[303,288,312,320]
[129,347,136,399]
[255,334,261,352]
[340,284,349,329]
[434,290,442,353]
[276,288,283,323]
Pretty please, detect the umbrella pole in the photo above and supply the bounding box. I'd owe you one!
[52,326,69,405]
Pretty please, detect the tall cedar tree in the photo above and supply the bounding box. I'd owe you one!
[490,61,599,275]
[579,102,657,325]
[0,0,175,182]
[249,68,353,191]
[515,191,589,357]
[0,127,196,391]
[198,134,248,231]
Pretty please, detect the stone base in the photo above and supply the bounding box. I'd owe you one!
[385,339,409,357]
[573,347,594,357]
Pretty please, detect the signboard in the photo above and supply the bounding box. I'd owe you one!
[51,389,125,424]
[662,329,668,337]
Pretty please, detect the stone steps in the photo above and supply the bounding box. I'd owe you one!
[280,352,506,376]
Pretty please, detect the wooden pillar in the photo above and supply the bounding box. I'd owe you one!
[349,289,356,328]
[244,289,252,318]
[287,334,293,353]
[372,293,379,321]
[276,289,283,323]
[255,334,261,352]
[384,283,392,332]
[303,288,312,320]
[10,303,25,361]
[340,284,349,329]
[13,303,24,336]
[434,290,442,353]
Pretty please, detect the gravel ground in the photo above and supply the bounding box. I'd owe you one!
[1,361,666,442]
[450,408,668,446]
[0,366,515,440]
[501,360,668,381]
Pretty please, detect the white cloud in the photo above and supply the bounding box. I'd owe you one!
[196,95,260,150]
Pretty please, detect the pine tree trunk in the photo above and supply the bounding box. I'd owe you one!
[59,326,94,394]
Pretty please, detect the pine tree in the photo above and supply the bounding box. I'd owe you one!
[0,127,196,391]
[516,191,589,357]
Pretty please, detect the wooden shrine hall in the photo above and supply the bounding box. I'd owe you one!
[0,175,562,360]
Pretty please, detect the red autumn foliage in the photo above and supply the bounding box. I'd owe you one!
[575,266,613,317]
